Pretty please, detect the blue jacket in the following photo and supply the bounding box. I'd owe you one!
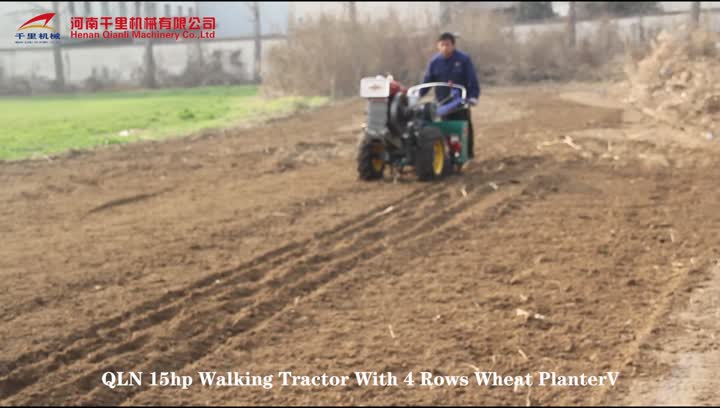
[421,49,480,101]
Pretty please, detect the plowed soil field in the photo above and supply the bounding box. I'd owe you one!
[2,84,719,406]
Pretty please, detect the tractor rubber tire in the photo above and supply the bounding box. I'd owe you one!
[414,127,448,182]
[443,156,457,177]
[357,140,385,181]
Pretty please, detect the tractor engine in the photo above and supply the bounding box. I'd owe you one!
[360,75,441,147]
[360,76,409,147]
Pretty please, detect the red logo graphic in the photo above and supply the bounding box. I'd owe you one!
[18,12,57,32]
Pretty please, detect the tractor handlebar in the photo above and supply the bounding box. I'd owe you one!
[406,83,469,118]
[406,82,468,100]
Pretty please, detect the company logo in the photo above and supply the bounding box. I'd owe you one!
[15,12,61,44]
[368,83,382,91]
[18,12,56,31]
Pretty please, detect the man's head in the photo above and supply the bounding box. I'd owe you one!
[437,32,456,58]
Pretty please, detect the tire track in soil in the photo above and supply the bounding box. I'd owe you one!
[85,188,175,216]
[0,178,379,323]
[1,173,420,367]
[122,158,568,407]
[0,194,408,394]
[2,156,545,406]
[593,165,720,406]
[0,156,543,405]
[0,171,432,369]
[86,161,550,407]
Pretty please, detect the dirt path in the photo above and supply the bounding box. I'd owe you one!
[1,84,719,406]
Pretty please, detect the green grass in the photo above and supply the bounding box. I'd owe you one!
[0,85,327,160]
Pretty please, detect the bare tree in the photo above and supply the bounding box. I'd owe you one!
[439,2,451,26]
[246,2,261,83]
[691,2,701,28]
[52,1,65,91]
[567,1,577,48]
[637,13,645,43]
[347,2,357,25]
[287,1,295,33]
[346,2,359,92]
[144,41,157,88]
[143,2,157,88]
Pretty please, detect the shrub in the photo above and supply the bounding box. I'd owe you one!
[264,12,629,96]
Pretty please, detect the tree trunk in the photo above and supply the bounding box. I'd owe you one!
[287,1,295,34]
[142,2,157,89]
[439,2,451,27]
[144,40,157,88]
[52,1,65,91]
[252,2,262,83]
[348,2,359,89]
[348,2,357,25]
[567,1,577,48]
[691,2,701,29]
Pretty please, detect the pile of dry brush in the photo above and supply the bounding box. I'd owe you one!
[624,28,720,136]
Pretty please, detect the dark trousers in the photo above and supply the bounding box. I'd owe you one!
[444,108,475,158]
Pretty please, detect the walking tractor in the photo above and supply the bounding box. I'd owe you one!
[357,75,471,181]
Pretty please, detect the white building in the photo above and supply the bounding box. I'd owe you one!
[290,1,720,24]
[290,2,518,25]
[291,2,439,25]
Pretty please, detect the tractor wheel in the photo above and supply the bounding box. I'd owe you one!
[443,155,457,177]
[357,140,385,181]
[415,127,448,181]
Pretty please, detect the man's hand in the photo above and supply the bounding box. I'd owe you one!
[468,97,478,106]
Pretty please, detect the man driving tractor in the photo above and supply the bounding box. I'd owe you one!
[356,32,480,182]
[421,32,480,159]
